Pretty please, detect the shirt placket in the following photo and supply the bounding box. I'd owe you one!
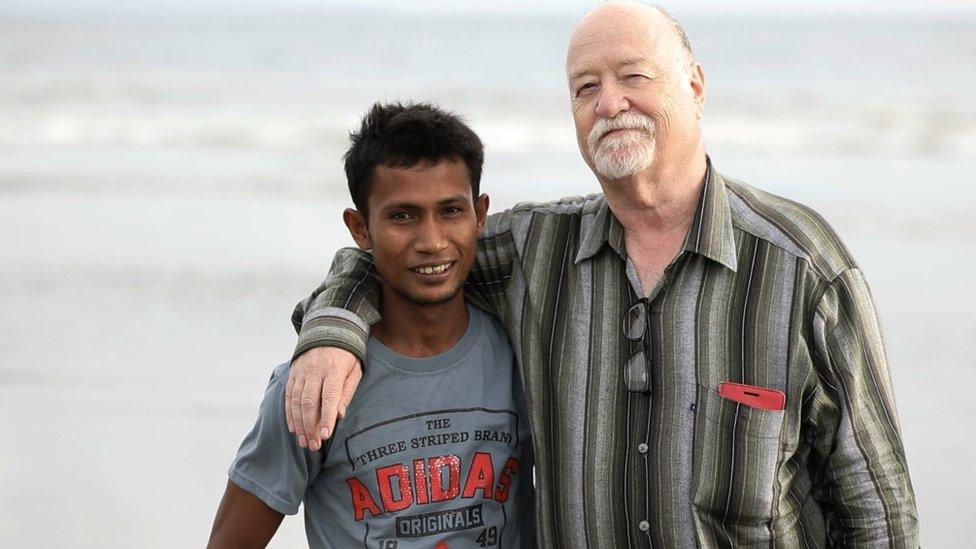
[623,259,660,548]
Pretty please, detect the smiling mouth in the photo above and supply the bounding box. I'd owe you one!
[411,261,455,275]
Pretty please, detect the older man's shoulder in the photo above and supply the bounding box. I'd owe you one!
[722,176,857,281]
[508,193,605,216]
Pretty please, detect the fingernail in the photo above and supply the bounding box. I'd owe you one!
[287,422,294,432]
[299,435,307,447]
[320,427,330,439]
[310,439,319,451]
[339,405,347,417]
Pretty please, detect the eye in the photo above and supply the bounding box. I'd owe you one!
[574,82,597,98]
[443,205,464,215]
[391,211,413,221]
[625,74,648,83]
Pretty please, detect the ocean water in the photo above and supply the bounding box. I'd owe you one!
[1,9,974,547]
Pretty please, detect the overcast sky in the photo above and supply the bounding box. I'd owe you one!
[2,0,975,17]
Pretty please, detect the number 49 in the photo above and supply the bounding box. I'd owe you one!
[475,526,498,547]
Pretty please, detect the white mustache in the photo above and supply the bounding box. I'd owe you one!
[587,112,655,153]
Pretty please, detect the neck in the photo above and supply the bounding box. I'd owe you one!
[372,289,470,358]
[600,147,707,234]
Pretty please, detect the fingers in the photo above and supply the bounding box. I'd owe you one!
[316,365,346,444]
[290,372,308,448]
[318,382,338,443]
[284,368,297,433]
[337,361,363,420]
[288,347,363,451]
[288,357,313,448]
[300,375,323,451]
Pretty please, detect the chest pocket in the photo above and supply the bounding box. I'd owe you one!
[692,382,785,532]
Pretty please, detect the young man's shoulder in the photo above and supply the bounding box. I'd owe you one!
[470,304,512,349]
[255,362,293,401]
[268,362,291,384]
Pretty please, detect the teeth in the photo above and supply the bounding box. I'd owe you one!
[415,263,452,275]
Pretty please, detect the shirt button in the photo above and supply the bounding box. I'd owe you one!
[638,520,650,532]
[637,442,649,454]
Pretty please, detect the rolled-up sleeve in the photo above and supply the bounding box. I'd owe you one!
[291,208,525,361]
[291,248,381,362]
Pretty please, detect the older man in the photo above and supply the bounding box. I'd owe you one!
[284,2,918,546]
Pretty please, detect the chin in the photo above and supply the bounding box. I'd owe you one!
[594,151,654,180]
[591,139,655,181]
[400,286,464,307]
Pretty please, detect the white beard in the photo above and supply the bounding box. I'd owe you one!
[586,112,656,180]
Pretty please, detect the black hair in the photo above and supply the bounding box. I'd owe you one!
[344,101,484,214]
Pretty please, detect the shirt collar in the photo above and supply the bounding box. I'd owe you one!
[683,160,738,272]
[574,158,738,273]
[575,197,623,263]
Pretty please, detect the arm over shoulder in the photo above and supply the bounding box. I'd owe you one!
[290,203,554,358]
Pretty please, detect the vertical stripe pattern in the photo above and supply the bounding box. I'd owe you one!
[293,162,919,547]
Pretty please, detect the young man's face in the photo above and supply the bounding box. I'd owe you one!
[344,158,488,309]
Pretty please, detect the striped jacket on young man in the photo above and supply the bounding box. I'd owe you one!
[292,161,919,547]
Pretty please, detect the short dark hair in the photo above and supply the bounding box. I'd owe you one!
[344,101,484,214]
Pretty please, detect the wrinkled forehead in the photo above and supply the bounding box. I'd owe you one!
[566,14,671,79]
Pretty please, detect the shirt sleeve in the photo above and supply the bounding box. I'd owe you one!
[464,206,523,320]
[810,268,919,546]
[291,208,525,361]
[291,248,381,361]
[228,364,325,515]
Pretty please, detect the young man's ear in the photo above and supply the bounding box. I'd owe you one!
[343,208,372,250]
[475,193,490,235]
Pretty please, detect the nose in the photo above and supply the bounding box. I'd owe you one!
[415,216,449,254]
[595,80,630,119]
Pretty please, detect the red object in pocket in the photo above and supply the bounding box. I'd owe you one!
[718,381,786,411]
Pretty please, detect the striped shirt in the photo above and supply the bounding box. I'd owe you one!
[292,161,919,547]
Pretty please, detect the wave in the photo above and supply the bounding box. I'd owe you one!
[3,103,973,158]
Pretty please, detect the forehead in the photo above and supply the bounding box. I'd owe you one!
[566,11,669,78]
[367,159,473,209]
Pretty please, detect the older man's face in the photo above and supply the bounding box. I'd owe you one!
[567,9,703,181]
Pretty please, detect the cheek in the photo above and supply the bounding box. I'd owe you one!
[571,98,589,123]
[368,235,407,274]
[638,98,676,135]
[652,90,696,132]
[369,246,395,276]
[571,108,595,157]
[453,227,480,263]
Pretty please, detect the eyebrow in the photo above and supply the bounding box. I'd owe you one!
[619,57,651,69]
[569,57,651,82]
[568,67,590,82]
[436,194,471,205]
[379,194,470,211]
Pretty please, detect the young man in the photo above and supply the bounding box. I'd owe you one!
[208,102,534,549]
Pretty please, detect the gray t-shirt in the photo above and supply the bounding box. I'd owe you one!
[229,306,534,549]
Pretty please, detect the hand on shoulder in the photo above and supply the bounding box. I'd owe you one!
[284,346,362,451]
